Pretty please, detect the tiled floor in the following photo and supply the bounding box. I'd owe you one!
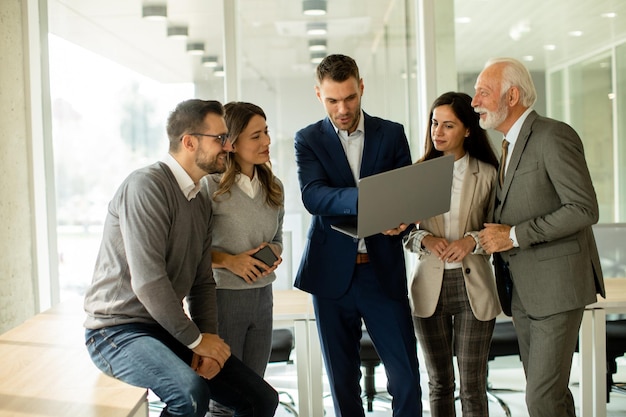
[265,352,626,417]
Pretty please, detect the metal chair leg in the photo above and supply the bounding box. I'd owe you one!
[487,391,512,417]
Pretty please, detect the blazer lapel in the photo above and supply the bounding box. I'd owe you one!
[359,113,382,178]
[458,157,478,236]
[432,214,445,237]
[320,118,357,186]
[500,111,537,199]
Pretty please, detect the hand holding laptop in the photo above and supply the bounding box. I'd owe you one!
[382,221,421,236]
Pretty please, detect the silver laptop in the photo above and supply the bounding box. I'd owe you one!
[331,154,454,238]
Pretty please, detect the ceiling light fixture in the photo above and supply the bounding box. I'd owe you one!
[308,39,327,52]
[306,22,327,36]
[167,25,188,39]
[213,65,225,77]
[601,12,617,18]
[310,51,326,64]
[303,0,327,16]
[568,30,583,37]
[186,41,205,55]
[142,3,167,21]
[508,20,530,41]
[201,55,219,68]
[543,44,556,51]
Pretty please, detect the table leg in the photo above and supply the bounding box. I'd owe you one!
[580,310,594,417]
[594,309,607,417]
[579,308,607,417]
[295,319,312,417]
[308,322,324,416]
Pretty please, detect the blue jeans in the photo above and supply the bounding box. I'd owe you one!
[85,323,278,417]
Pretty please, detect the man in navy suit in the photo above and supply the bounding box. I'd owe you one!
[294,54,422,417]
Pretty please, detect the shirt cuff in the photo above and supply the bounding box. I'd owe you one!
[403,229,432,254]
[509,226,519,247]
[463,231,480,254]
[187,334,202,350]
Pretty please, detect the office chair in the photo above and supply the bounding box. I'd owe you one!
[269,328,298,416]
[591,224,626,402]
[606,319,626,402]
[574,309,626,403]
[359,328,391,412]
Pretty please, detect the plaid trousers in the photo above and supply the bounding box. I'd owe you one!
[413,268,495,417]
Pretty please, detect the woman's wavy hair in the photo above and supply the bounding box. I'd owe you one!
[211,101,283,208]
[419,91,498,169]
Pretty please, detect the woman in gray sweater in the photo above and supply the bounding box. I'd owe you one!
[202,102,284,417]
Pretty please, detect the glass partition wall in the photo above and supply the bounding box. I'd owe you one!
[46,0,626,299]
[48,0,420,298]
[617,43,626,221]
[547,46,625,223]
[231,0,417,288]
[48,35,194,298]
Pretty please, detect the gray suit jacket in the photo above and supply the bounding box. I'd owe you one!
[492,110,605,317]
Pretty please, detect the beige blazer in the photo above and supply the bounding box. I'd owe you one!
[404,156,501,321]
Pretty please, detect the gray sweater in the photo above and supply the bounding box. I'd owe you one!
[204,174,284,290]
[84,162,216,346]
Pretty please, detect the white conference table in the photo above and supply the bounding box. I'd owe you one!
[579,278,626,417]
[272,289,323,417]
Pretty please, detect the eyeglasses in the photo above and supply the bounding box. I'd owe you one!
[187,132,230,147]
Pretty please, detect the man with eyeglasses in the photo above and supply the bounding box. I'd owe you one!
[83,99,278,417]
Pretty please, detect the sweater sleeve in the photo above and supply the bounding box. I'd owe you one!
[186,212,218,334]
[120,172,202,345]
[271,178,286,252]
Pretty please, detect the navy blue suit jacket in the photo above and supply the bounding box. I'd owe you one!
[294,112,412,300]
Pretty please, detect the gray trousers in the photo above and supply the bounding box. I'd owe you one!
[210,285,274,417]
[512,286,584,417]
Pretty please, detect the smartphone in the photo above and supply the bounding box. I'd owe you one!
[252,245,278,268]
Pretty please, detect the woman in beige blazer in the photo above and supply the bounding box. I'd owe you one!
[404,92,500,417]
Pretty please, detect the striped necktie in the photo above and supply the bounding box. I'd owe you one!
[499,138,509,187]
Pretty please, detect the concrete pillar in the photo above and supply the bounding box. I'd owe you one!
[0,0,37,332]
[415,0,457,151]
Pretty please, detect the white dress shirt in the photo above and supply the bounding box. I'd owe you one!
[235,168,261,199]
[443,153,468,269]
[333,111,367,252]
[502,107,533,247]
[162,153,202,201]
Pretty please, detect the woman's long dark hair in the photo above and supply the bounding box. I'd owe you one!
[419,91,498,168]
